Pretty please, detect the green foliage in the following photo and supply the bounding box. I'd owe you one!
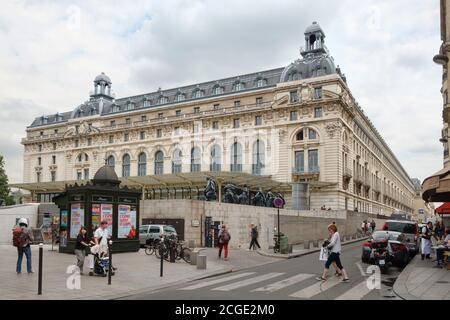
[0,155,15,206]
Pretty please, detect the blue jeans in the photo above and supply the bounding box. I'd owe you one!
[17,246,32,273]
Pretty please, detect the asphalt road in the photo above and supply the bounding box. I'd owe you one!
[120,240,403,300]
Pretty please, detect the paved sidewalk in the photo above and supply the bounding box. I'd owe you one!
[0,245,277,300]
[257,235,369,259]
[393,255,450,300]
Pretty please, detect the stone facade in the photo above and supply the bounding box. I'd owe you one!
[19,22,415,215]
[140,199,385,249]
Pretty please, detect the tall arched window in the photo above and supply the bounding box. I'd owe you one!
[230,142,242,172]
[138,152,147,176]
[252,140,265,175]
[210,145,221,172]
[107,155,115,168]
[154,151,164,175]
[122,154,130,177]
[172,149,182,173]
[191,147,201,172]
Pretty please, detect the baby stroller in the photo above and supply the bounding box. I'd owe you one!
[88,245,115,277]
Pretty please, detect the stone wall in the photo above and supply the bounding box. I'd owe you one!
[140,200,389,249]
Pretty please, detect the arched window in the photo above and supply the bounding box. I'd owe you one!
[230,142,242,172]
[191,147,201,172]
[154,151,164,175]
[308,128,317,140]
[252,140,265,175]
[138,152,147,176]
[296,129,304,141]
[210,145,221,172]
[107,155,115,168]
[122,154,130,177]
[158,96,168,104]
[172,149,182,173]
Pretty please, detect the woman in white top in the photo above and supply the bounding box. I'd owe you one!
[316,224,349,282]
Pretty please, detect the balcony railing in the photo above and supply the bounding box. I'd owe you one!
[292,166,320,174]
[230,164,243,172]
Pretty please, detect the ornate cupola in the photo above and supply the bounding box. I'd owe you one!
[90,72,113,100]
[301,21,327,57]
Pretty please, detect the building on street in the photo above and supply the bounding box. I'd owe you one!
[12,22,415,215]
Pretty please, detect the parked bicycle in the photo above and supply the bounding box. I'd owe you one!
[154,234,192,263]
[144,238,160,256]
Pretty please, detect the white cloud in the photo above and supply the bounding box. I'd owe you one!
[0,0,443,184]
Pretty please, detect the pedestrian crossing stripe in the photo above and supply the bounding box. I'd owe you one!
[178,272,256,290]
[212,273,285,291]
[251,273,315,293]
[289,276,341,299]
[335,279,373,300]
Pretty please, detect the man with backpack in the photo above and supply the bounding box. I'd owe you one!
[249,224,261,250]
[13,218,34,274]
[218,224,231,260]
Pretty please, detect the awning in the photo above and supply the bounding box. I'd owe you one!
[10,171,293,193]
[435,202,450,215]
[422,166,450,202]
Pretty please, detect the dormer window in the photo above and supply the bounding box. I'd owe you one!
[143,100,151,107]
[158,96,168,104]
[125,102,134,110]
[41,116,48,124]
[213,86,224,95]
[112,105,120,113]
[233,82,244,91]
[193,89,204,99]
[256,78,267,88]
[175,93,186,102]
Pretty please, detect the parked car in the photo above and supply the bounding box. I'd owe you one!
[382,220,419,256]
[361,230,410,269]
[139,224,178,247]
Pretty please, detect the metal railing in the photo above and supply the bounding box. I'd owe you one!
[292,166,320,174]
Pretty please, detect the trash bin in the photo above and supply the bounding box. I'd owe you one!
[280,235,289,254]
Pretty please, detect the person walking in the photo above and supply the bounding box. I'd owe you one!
[13,218,34,274]
[370,220,376,233]
[74,226,89,275]
[316,224,349,282]
[218,225,231,260]
[249,224,261,250]
[434,221,441,242]
[421,221,433,260]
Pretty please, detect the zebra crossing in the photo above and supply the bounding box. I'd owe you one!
[177,271,380,300]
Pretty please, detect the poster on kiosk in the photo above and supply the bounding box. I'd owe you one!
[118,204,137,239]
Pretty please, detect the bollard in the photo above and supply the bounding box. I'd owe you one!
[188,240,195,249]
[312,240,319,248]
[38,243,43,295]
[303,241,310,250]
[169,242,176,263]
[197,255,207,269]
[108,240,112,285]
[190,251,198,266]
[288,244,293,254]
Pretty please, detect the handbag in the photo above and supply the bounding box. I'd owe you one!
[319,247,329,261]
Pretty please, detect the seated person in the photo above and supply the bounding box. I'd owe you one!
[435,228,450,268]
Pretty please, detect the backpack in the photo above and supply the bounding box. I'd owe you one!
[221,230,230,242]
[12,227,27,247]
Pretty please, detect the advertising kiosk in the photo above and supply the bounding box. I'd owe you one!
[54,165,141,253]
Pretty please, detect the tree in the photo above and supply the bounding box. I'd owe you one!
[0,155,14,206]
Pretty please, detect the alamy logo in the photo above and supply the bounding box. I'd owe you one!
[356,262,381,290]
[66,265,81,290]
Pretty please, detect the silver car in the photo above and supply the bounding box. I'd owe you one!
[139,224,177,246]
[382,220,419,256]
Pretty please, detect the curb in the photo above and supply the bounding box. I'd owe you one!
[392,255,421,300]
[257,237,369,259]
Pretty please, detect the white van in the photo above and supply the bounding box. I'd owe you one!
[139,224,177,246]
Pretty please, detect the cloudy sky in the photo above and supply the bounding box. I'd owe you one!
[0,0,443,185]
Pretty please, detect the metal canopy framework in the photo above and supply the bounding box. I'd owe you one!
[10,171,293,194]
